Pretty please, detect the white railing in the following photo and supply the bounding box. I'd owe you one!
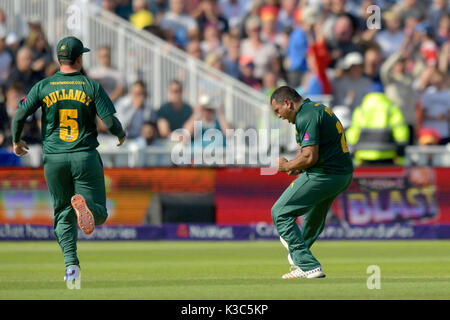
[405,145,450,167]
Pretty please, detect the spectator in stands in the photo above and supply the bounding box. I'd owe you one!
[88,46,126,103]
[0,26,12,85]
[380,34,425,142]
[148,0,169,20]
[284,6,310,88]
[130,0,155,29]
[184,94,231,148]
[0,82,41,165]
[415,22,439,68]
[101,0,118,13]
[157,80,193,138]
[219,0,250,31]
[299,20,332,96]
[322,0,357,43]
[418,127,441,145]
[27,30,53,74]
[363,46,383,88]
[374,11,405,58]
[200,24,225,58]
[238,0,264,39]
[240,16,279,81]
[222,34,240,79]
[45,62,59,78]
[193,0,229,35]
[326,14,360,67]
[356,0,379,42]
[438,40,450,74]
[392,0,427,26]
[276,0,298,33]
[436,14,450,48]
[259,4,280,45]
[116,80,156,141]
[205,52,224,71]
[420,70,450,145]
[261,71,279,98]
[186,39,204,60]
[238,55,261,90]
[0,8,18,43]
[115,0,133,20]
[6,46,44,93]
[332,51,373,110]
[160,0,199,48]
[428,0,449,32]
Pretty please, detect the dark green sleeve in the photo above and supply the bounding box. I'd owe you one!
[12,84,41,143]
[94,82,116,120]
[297,114,320,147]
[102,114,126,139]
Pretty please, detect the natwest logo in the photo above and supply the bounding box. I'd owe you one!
[176,223,190,238]
[175,224,235,239]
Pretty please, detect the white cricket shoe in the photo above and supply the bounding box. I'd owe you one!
[64,265,81,289]
[282,266,326,279]
[288,254,296,270]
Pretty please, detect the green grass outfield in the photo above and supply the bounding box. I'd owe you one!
[0,240,449,300]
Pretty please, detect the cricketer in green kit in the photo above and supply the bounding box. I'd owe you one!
[11,36,126,287]
[270,86,353,279]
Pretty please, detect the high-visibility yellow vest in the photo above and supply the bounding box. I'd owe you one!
[346,93,409,162]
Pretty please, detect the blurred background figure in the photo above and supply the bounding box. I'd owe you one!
[115,80,156,141]
[219,0,250,31]
[0,82,41,166]
[238,55,260,90]
[157,80,193,139]
[374,10,405,58]
[6,46,44,93]
[420,70,450,145]
[346,91,410,165]
[194,0,229,35]
[222,34,240,79]
[185,94,232,149]
[418,127,441,146]
[130,0,154,29]
[0,25,12,85]
[240,15,279,82]
[160,0,199,48]
[88,46,126,103]
[332,51,372,110]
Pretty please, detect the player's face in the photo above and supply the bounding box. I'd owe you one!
[272,99,294,123]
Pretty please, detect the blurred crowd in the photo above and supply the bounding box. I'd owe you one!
[0,0,449,167]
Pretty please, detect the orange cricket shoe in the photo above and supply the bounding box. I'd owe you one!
[71,194,95,235]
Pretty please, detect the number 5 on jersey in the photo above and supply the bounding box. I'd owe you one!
[60,109,79,142]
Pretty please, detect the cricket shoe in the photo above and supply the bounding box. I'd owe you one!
[282,266,326,279]
[64,265,81,289]
[71,194,95,235]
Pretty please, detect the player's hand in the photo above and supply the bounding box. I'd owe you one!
[277,157,289,173]
[117,135,126,147]
[13,140,29,156]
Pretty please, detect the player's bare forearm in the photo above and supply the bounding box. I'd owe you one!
[278,145,319,173]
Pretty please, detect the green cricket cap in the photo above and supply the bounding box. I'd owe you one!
[56,36,90,61]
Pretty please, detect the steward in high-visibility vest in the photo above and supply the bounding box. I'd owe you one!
[346,92,409,165]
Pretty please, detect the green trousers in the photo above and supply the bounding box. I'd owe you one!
[43,149,108,267]
[271,171,352,271]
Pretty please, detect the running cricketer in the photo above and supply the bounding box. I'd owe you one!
[270,86,353,279]
[11,36,126,287]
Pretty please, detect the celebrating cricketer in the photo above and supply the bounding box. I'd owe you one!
[271,86,354,279]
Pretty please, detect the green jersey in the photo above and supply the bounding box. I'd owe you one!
[19,71,116,154]
[295,98,354,175]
